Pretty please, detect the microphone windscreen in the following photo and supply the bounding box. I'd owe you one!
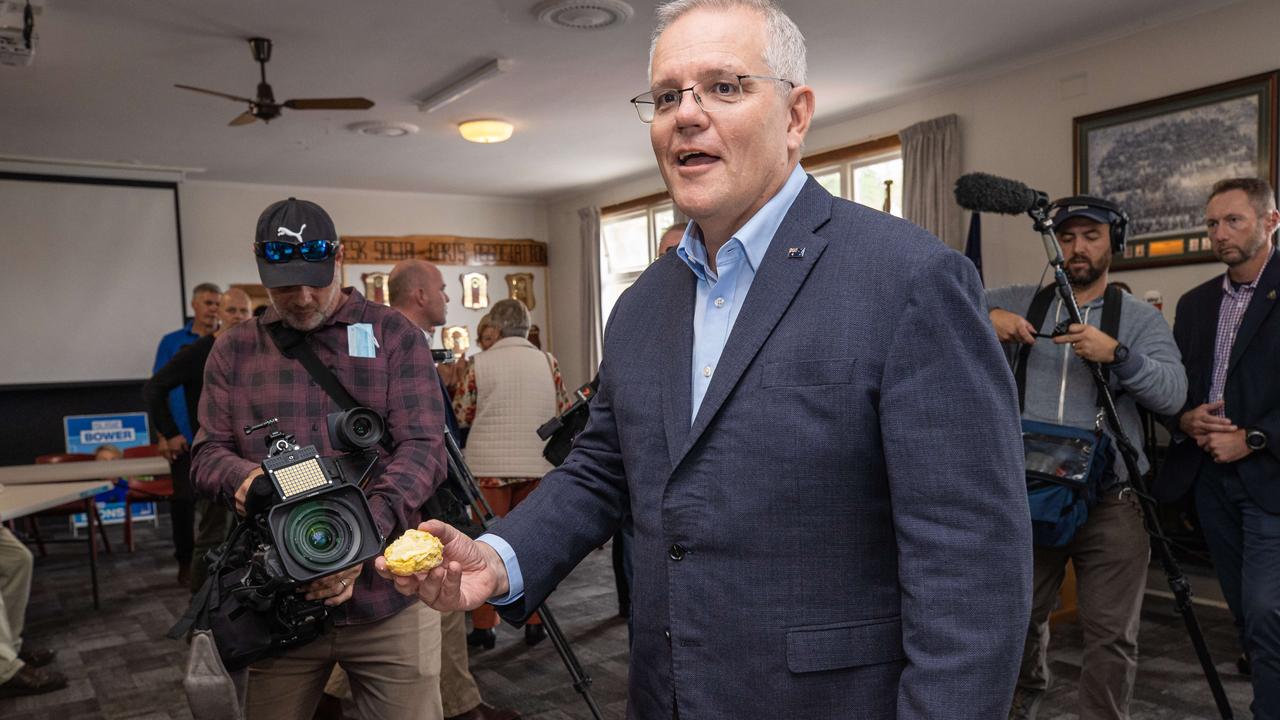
[955,172,1040,215]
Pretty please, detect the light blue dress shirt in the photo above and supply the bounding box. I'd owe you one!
[676,163,808,421]
[480,163,810,605]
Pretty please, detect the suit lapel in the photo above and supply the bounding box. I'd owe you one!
[676,179,833,465]
[1226,248,1280,378]
[659,260,696,469]
[1194,282,1223,402]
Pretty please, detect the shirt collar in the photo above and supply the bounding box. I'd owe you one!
[676,163,808,282]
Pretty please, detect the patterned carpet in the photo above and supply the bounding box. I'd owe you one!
[0,515,1255,719]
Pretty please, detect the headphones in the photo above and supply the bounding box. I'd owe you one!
[1050,195,1129,254]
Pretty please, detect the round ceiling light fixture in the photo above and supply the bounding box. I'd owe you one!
[347,121,420,138]
[458,119,514,144]
[534,0,634,30]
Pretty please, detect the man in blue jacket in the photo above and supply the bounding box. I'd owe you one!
[151,281,221,584]
[380,1,1031,717]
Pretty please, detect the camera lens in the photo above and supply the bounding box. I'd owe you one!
[327,407,385,451]
[282,499,361,573]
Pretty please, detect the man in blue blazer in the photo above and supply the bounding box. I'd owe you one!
[379,1,1031,717]
[1156,177,1280,719]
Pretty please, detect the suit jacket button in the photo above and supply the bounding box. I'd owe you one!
[668,544,686,561]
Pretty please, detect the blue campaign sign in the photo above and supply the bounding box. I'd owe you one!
[64,412,151,454]
[72,501,158,531]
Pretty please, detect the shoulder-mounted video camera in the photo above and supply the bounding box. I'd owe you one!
[242,408,386,583]
[186,407,387,671]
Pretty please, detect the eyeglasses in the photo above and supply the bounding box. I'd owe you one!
[630,74,795,123]
[256,239,336,264]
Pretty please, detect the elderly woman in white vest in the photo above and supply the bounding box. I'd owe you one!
[453,299,569,649]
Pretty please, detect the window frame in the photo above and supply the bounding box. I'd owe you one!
[802,136,904,215]
[599,198,676,323]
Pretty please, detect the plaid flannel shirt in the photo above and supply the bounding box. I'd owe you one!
[191,287,446,625]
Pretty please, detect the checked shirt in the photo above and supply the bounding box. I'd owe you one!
[191,287,447,625]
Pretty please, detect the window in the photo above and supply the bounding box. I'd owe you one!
[600,199,675,323]
[804,148,903,216]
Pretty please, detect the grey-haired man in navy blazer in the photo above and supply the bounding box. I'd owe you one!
[378,1,1032,717]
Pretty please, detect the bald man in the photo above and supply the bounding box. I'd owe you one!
[143,287,254,589]
[389,259,449,334]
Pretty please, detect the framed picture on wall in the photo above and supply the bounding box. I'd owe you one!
[340,235,550,355]
[1074,70,1278,270]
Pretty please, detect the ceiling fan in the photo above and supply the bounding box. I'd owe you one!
[175,37,374,126]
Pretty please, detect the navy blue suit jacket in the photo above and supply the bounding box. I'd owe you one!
[493,178,1032,719]
[1157,248,1280,513]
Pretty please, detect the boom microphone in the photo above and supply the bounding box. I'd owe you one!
[954,172,1049,215]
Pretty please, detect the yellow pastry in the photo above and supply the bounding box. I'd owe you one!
[383,529,444,576]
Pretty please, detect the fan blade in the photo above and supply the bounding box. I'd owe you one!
[229,111,258,127]
[175,84,255,104]
[282,97,375,110]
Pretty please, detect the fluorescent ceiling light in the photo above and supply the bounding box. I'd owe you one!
[458,119,514,144]
[418,58,512,114]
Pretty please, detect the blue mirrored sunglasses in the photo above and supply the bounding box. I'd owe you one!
[256,239,335,263]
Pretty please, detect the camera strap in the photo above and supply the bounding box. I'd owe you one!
[267,319,466,523]
[1014,283,1123,412]
[265,322,394,453]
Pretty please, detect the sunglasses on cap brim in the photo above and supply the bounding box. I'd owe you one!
[255,239,336,263]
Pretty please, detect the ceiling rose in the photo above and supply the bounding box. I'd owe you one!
[534,0,634,31]
[347,121,420,138]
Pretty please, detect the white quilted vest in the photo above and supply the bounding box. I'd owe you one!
[464,336,557,478]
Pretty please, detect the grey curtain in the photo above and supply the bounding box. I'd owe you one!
[900,114,962,250]
[578,206,604,374]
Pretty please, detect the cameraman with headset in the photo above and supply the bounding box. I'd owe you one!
[987,197,1186,720]
[191,198,449,720]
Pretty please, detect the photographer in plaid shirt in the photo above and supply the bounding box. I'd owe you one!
[191,198,449,720]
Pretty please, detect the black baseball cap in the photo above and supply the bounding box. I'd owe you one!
[254,197,339,289]
[1051,196,1118,227]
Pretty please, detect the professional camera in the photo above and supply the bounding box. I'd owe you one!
[199,408,387,670]
[538,380,597,466]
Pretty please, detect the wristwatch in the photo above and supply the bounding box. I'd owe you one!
[1246,428,1268,451]
[1110,343,1130,365]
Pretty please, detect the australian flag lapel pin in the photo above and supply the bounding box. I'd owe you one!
[787,247,806,258]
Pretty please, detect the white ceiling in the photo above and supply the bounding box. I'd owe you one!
[0,0,1239,200]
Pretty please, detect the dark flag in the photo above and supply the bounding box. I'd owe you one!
[964,211,983,284]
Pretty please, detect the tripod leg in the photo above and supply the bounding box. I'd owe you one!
[538,603,604,720]
[1145,511,1235,719]
[440,427,605,719]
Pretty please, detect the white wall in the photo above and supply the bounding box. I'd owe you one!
[545,0,1279,386]
[178,179,550,343]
